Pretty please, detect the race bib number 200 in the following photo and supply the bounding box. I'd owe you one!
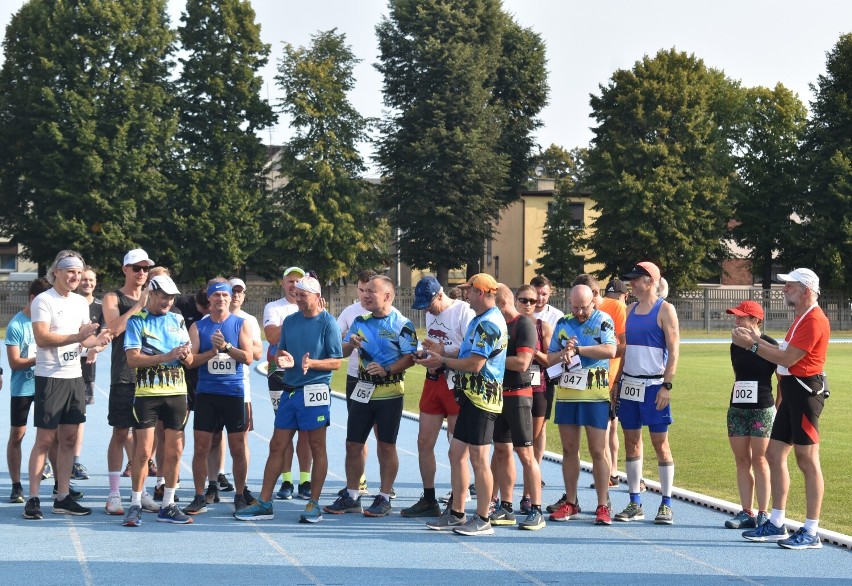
[304,384,331,407]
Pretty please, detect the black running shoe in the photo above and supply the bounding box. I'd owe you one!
[53,495,92,515]
[24,497,43,520]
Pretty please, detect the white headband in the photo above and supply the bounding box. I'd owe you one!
[56,256,84,270]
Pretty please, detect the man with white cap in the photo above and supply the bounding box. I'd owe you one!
[24,250,112,519]
[102,248,156,515]
[401,276,474,518]
[121,275,193,526]
[263,266,312,500]
[612,261,680,525]
[734,268,830,549]
[235,275,342,523]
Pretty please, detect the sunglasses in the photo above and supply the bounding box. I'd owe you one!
[517,297,536,305]
[130,265,150,273]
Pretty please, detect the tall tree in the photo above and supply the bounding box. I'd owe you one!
[794,34,852,290]
[375,0,547,285]
[0,0,176,275]
[729,84,806,288]
[252,29,389,282]
[169,0,275,280]
[584,49,740,292]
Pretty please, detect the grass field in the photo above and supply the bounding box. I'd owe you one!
[330,341,852,536]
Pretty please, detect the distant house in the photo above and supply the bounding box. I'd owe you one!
[0,237,37,281]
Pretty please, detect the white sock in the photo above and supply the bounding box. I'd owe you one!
[348,489,360,500]
[626,458,642,494]
[131,491,142,507]
[156,477,165,488]
[658,461,674,497]
[379,492,391,501]
[803,518,819,535]
[163,488,176,507]
[769,508,786,527]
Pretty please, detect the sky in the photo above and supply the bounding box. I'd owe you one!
[2,0,852,174]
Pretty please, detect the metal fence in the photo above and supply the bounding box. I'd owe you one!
[1,281,849,332]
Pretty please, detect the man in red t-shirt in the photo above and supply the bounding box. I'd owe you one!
[732,268,830,550]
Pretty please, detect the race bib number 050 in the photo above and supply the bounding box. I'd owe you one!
[304,384,331,407]
[59,344,81,367]
[208,353,236,375]
[732,380,758,404]
[351,381,375,404]
[619,376,647,402]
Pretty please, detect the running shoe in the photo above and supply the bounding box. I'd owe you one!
[777,528,822,550]
[426,511,467,531]
[157,504,193,524]
[324,493,362,514]
[519,496,532,515]
[519,508,546,531]
[122,504,142,527]
[654,503,673,525]
[53,484,84,500]
[184,494,208,515]
[742,520,789,542]
[41,461,53,480]
[364,495,392,517]
[297,481,311,500]
[453,515,494,536]
[105,494,124,515]
[487,497,498,516]
[243,487,259,506]
[468,483,476,496]
[359,477,369,494]
[23,497,43,520]
[725,510,756,529]
[549,500,582,522]
[234,493,247,512]
[639,479,647,493]
[389,487,396,500]
[121,461,132,477]
[234,498,274,521]
[439,489,454,504]
[546,493,569,514]
[147,459,158,477]
[153,485,165,502]
[488,504,517,526]
[53,495,92,516]
[205,482,220,504]
[71,463,90,480]
[299,500,323,524]
[590,475,619,489]
[217,473,235,492]
[9,485,24,504]
[276,481,294,500]
[595,504,612,525]
[756,511,769,527]
[141,492,159,513]
[614,502,645,522]
[401,497,441,518]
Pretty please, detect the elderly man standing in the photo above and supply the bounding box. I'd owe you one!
[734,268,830,550]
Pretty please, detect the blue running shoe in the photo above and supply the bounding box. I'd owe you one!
[297,481,311,500]
[276,481,294,500]
[323,494,362,514]
[234,498,274,521]
[299,500,323,524]
[122,504,142,527]
[778,528,822,550]
[742,520,789,542]
[725,510,756,529]
[158,504,193,524]
[364,495,392,517]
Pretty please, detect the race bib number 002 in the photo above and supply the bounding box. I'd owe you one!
[351,380,376,404]
[619,376,647,402]
[304,384,331,407]
[208,353,236,375]
[559,368,589,391]
[732,380,758,404]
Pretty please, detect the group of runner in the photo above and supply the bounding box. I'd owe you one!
[2,249,830,547]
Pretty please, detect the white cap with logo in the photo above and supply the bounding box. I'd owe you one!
[778,268,820,295]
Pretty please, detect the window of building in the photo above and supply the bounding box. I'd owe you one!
[0,245,17,272]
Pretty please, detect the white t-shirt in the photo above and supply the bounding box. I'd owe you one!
[235,309,261,402]
[336,301,404,378]
[534,304,564,327]
[262,298,298,331]
[425,299,475,356]
[32,288,91,379]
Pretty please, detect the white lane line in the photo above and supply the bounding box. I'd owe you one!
[252,526,323,585]
[67,521,94,586]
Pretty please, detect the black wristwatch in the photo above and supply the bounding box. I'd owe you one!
[384,366,392,377]
[662,382,673,390]
[222,342,233,352]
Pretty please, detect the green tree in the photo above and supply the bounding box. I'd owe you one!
[375,0,547,285]
[0,0,176,275]
[252,29,389,282]
[794,34,852,290]
[729,84,807,288]
[168,0,275,280]
[585,49,740,292]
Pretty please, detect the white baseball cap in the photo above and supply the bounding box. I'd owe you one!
[148,275,180,295]
[295,276,321,295]
[228,278,247,291]
[778,268,820,295]
[123,248,154,267]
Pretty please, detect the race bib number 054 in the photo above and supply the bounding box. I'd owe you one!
[351,381,375,404]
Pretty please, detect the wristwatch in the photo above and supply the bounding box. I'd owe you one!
[749,342,759,353]
[662,382,673,390]
[222,343,233,352]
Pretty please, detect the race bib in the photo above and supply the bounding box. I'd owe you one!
[546,363,564,380]
[351,380,375,404]
[269,390,284,412]
[530,364,541,386]
[776,341,791,376]
[559,368,589,391]
[304,383,331,407]
[732,380,758,404]
[208,353,236,375]
[446,368,455,390]
[58,344,81,367]
[26,343,37,359]
[619,376,647,402]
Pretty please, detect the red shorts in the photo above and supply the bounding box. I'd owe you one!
[419,375,460,417]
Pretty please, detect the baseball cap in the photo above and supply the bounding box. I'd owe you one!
[777,268,820,295]
[725,300,764,320]
[229,278,247,291]
[412,276,442,310]
[148,275,180,296]
[604,278,628,294]
[458,273,498,294]
[282,266,306,278]
[622,261,660,281]
[123,248,154,267]
[295,276,321,295]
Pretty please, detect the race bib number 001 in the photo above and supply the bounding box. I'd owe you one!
[351,380,376,404]
[732,380,758,404]
[59,344,81,367]
[208,353,236,375]
[619,376,647,402]
[304,383,331,407]
[559,368,589,391]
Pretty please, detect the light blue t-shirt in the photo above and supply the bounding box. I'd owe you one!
[125,309,191,396]
[278,310,343,388]
[456,306,508,414]
[549,309,616,401]
[5,311,35,397]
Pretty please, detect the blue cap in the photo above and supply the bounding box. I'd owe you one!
[206,281,233,298]
[412,276,442,310]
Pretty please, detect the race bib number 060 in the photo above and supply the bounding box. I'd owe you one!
[208,353,236,375]
[619,376,647,402]
[351,381,375,404]
[304,384,330,407]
